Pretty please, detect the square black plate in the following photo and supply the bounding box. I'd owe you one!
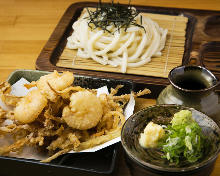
[0,69,133,176]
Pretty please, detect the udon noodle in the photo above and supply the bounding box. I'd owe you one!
[67,8,168,73]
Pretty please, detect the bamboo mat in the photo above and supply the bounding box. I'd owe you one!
[56,12,188,78]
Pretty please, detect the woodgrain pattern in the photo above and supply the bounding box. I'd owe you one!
[201,42,220,76]
[57,12,187,78]
[0,1,220,176]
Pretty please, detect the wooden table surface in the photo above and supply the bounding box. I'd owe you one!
[0,0,220,175]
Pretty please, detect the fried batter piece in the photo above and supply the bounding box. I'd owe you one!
[14,89,48,123]
[0,71,151,163]
[0,107,6,119]
[0,82,21,106]
[62,91,103,130]
[36,71,74,102]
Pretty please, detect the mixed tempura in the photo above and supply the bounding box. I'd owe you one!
[0,71,150,162]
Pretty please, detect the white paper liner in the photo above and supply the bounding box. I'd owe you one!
[10,78,37,96]
[0,78,135,159]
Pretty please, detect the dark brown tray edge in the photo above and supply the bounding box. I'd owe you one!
[35,2,171,85]
[36,1,219,85]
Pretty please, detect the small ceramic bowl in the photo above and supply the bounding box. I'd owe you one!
[121,105,220,176]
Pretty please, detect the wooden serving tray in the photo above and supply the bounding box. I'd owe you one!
[36,2,220,86]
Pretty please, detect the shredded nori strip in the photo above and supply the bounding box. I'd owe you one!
[85,0,144,33]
